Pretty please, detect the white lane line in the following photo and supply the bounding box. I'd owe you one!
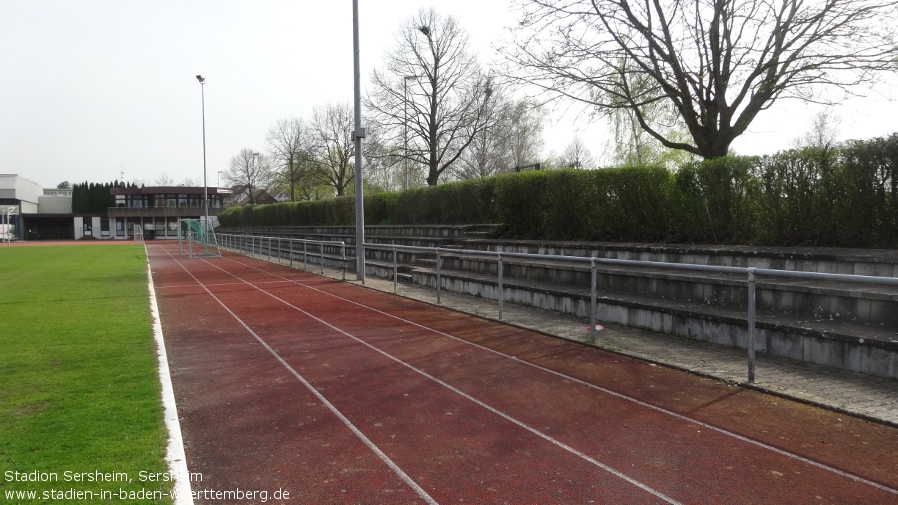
[222,253,898,497]
[146,247,194,505]
[203,256,681,504]
[162,250,439,505]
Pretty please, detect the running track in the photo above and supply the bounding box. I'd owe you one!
[147,243,898,504]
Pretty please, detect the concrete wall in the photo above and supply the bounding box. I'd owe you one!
[0,174,42,206]
[38,196,72,214]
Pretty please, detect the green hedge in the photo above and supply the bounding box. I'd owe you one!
[217,134,898,247]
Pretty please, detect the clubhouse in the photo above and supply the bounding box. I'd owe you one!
[1,175,230,241]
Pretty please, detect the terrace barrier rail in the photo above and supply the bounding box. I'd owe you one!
[218,233,347,281]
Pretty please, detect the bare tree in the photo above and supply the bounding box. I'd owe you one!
[455,97,547,179]
[154,172,175,186]
[368,8,498,185]
[506,99,546,170]
[266,118,312,201]
[504,0,898,159]
[791,109,841,149]
[361,125,406,192]
[308,103,355,196]
[559,136,596,169]
[224,148,275,204]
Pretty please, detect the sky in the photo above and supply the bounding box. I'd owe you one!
[3,0,898,189]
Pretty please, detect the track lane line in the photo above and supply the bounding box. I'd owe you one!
[217,251,898,496]
[161,248,439,505]
[191,252,683,504]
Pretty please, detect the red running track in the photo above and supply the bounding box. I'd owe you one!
[148,244,898,504]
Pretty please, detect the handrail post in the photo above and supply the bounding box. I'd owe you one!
[268,237,272,263]
[498,253,504,320]
[747,267,757,383]
[320,243,324,274]
[341,242,346,280]
[436,248,442,304]
[303,242,308,271]
[289,239,293,267]
[393,243,398,294]
[590,257,597,342]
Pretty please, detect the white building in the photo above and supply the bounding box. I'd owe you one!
[0,174,45,240]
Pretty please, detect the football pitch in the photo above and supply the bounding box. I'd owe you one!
[0,245,173,504]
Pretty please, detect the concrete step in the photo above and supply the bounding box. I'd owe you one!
[425,251,898,326]
[404,265,898,378]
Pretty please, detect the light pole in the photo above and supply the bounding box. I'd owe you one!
[403,75,416,191]
[252,152,259,204]
[352,0,365,282]
[196,75,208,223]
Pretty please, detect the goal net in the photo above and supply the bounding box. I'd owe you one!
[179,218,221,258]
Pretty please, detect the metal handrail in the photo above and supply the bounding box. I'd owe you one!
[223,232,898,383]
[218,233,347,281]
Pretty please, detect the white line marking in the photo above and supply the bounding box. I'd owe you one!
[201,253,680,504]
[221,252,898,496]
[160,249,438,505]
[146,247,194,505]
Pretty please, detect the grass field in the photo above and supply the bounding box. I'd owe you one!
[0,245,172,504]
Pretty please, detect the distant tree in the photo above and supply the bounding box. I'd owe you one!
[368,8,497,185]
[792,110,841,149]
[154,172,175,186]
[308,103,355,196]
[361,125,407,193]
[504,0,898,159]
[455,96,546,180]
[56,181,71,189]
[506,99,546,170]
[559,137,596,169]
[223,148,275,205]
[266,118,312,201]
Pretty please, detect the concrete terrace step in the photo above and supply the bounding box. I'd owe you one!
[422,252,898,326]
[390,264,898,378]
[460,239,898,277]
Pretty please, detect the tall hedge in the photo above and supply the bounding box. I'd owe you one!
[217,134,898,248]
[72,181,130,213]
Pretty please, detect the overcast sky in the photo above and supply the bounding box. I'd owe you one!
[3,0,897,189]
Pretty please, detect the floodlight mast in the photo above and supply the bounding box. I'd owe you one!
[352,0,365,282]
[196,75,208,223]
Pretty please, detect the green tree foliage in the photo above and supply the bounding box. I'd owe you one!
[72,181,128,213]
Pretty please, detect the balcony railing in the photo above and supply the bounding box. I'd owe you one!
[107,205,225,217]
